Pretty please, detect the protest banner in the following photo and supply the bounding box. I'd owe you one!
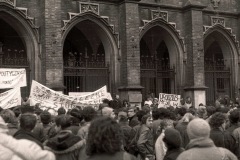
[69,92,112,100]
[0,68,27,89]
[30,80,109,111]
[0,87,21,109]
[158,93,181,108]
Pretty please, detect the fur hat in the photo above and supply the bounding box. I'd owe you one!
[187,118,210,140]
[163,128,182,148]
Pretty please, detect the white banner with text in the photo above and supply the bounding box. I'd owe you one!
[158,93,181,108]
[0,87,21,109]
[0,68,27,89]
[30,80,109,111]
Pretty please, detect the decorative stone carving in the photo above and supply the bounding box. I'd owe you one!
[0,0,39,41]
[151,10,168,21]
[211,0,220,9]
[211,16,225,27]
[140,10,185,51]
[62,2,119,49]
[80,2,99,15]
[0,0,15,6]
[203,16,239,47]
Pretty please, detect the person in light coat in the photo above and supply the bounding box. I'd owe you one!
[0,115,55,160]
[177,118,237,160]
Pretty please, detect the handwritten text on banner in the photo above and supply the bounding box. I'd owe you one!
[0,68,27,89]
[158,93,181,108]
[0,87,21,109]
[30,80,109,110]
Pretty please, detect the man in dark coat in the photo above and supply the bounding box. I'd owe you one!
[127,106,140,128]
[14,113,43,148]
[209,112,237,155]
[163,128,184,160]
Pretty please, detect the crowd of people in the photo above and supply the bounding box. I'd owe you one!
[0,94,240,160]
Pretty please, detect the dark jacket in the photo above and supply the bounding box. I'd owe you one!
[210,128,237,154]
[152,119,162,143]
[175,122,189,148]
[163,148,184,160]
[137,124,154,159]
[13,129,43,148]
[119,121,132,152]
[129,115,139,128]
[45,130,85,160]
[84,151,136,160]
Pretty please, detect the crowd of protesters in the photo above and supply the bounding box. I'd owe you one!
[0,94,240,160]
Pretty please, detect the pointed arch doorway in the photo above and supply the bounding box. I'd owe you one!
[204,27,239,105]
[63,16,119,95]
[0,18,30,98]
[140,24,182,99]
[205,41,231,105]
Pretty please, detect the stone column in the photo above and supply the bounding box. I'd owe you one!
[118,0,143,106]
[183,1,207,108]
[42,0,65,92]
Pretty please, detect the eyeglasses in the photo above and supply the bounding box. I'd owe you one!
[128,110,134,113]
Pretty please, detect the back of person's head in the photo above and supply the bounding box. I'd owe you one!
[158,108,169,119]
[82,106,96,122]
[188,108,197,116]
[216,106,230,114]
[13,106,21,118]
[102,99,110,105]
[86,116,123,155]
[70,107,83,122]
[118,111,128,123]
[40,110,52,124]
[20,113,37,132]
[206,106,216,117]
[54,115,62,127]
[136,110,147,121]
[58,114,72,130]
[187,118,210,140]
[98,103,109,111]
[197,106,206,118]
[20,105,34,114]
[0,109,18,124]
[160,119,174,130]
[141,114,151,124]
[152,108,160,120]
[176,107,187,117]
[163,128,182,149]
[229,109,240,124]
[209,112,226,129]
[181,113,195,123]
[57,107,66,115]
[101,107,113,117]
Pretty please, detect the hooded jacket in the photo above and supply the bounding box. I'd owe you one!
[45,130,86,160]
[177,138,237,160]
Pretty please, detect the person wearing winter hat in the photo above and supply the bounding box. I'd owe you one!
[177,118,237,160]
[162,128,184,160]
[0,116,55,160]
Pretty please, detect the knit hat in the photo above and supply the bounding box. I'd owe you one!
[187,118,210,140]
[163,128,182,148]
